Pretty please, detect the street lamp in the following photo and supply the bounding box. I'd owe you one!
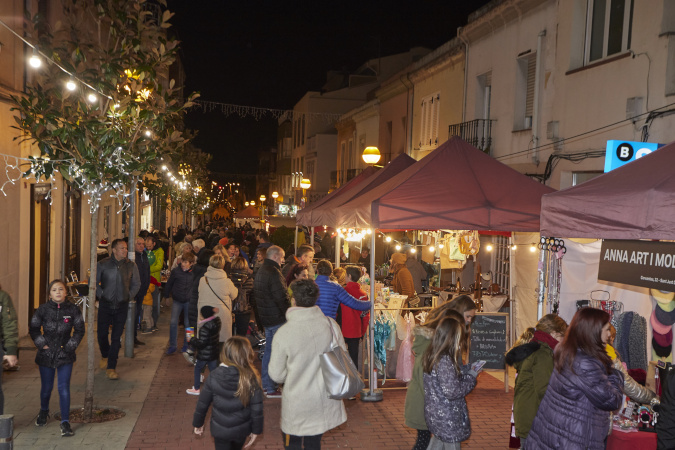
[259,194,266,218]
[250,200,255,206]
[300,178,311,208]
[362,146,381,165]
[245,202,249,207]
[271,191,279,215]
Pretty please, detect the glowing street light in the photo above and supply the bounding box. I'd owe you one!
[362,146,381,165]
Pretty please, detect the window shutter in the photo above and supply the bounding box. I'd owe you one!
[525,54,536,118]
[431,95,440,144]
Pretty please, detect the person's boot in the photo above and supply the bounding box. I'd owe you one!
[60,421,74,437]
[99,358,108,369]
[106,369,119,380]
[35,409,49,426]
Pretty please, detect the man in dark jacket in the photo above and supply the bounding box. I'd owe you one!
[96,238,140,380]
[253,245,289,398]
[133,237,150,347]
[0,288,18,415]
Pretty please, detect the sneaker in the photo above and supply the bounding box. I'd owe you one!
[166,347,177,355]
[60,421,74,437]
[265,389,282,398]
[186,387,200,396]
[35,409,49,426]
[99,358,108,369]
[180,344,188,353]
[182,351,195,365]
[141,327,153,334]
[106,369,119,380]
[151,326,159,332]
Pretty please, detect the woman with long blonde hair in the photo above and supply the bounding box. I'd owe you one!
[193,336,263,449]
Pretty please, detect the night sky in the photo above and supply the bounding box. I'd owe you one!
[166,1,491,176]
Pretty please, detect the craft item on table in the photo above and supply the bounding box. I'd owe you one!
[396,314,414,382]
[654,329,673,348]
[655,303,675,326]
[651,289,675,305]
[651,309,672,335]
[628,313,648,371]
[415,310,428,324]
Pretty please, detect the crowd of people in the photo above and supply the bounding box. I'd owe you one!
[2,219,662,448]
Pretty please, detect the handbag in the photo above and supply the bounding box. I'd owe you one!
[319,316,365,400]
[204,277,230,311]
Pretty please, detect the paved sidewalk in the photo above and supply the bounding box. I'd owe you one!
[5,305,171,450]
[127,349,515,450]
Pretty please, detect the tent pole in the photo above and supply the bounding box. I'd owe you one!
[509,235,515,348]
[310,227,314,246]
[361,229,383,402]
[335,232,341,268]
[294,226,298,255]
[537,236,546,320]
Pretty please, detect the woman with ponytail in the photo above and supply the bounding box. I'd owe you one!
[505,314,568,447]
[193,336,263,449]
[524,308,624,449]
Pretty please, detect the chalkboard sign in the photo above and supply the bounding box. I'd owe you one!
[468,312,508,370]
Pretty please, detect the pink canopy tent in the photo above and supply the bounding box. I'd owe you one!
[540,142,675,240]
[305,153,417,227]
[295,166,377,227]
[234,205,261,219]
[335,137,555,231]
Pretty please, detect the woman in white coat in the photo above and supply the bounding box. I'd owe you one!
[269,279,347,449]
[198,255,237,343]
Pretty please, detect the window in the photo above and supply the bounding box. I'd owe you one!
[301,115,305,145]
[419,92,440,149]
[476,71,492,120]
[572,171,603,186]
[585,0,633,64]
[514,53,536,130]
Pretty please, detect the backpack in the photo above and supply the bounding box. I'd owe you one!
[231,273,251,313]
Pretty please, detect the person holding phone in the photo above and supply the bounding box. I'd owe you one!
[423,316,481,449]
[505,314,568,448]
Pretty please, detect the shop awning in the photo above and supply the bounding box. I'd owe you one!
[335,137,555,231]
[540,142,675,240]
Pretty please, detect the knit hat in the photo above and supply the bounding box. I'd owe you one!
[200,305,216,319]
[655,304,675,326]
[653,328,673,348]
[98,239,109,248]
[651,308,672,335]
[391,252,406,265]
[652,337,672,358]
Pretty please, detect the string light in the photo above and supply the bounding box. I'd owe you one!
[29,49,41,68]
[66,78,77,91]
[530,245,537,252]
[429,246,435,252]
[486,244,493,251]
[87,93,97,103]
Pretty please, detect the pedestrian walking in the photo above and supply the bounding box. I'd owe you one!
[145,234,164,331]
[187,306,222,395]
[269,279,347,450]
[29,280,85,437]
[423,315,482,449]
[198,254,237,343]
[505,314,568,447]
[0,285,18,415]
[193,336,263,449]
[96,238,140,380]
[133,236,150,347]
[340,265,370,369]
[164,251,196,355]
[230,257,254,337]
[524,308,624,449]
[314,260,370,320]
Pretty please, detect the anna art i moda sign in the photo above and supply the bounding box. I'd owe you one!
[598,240,675,292]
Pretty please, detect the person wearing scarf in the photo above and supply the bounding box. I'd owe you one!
[505,314,568,448]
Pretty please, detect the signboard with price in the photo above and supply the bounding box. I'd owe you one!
[604,140,663,172]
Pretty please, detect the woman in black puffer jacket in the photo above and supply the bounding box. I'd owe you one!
[29,279,85,436]
[229,257,254,337]
[193,336,263,449]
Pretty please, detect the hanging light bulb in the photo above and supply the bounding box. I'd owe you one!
[87,93,97,103]
[66,78,77,91]
[512,245,517,250]
[395,244,401,251]
[530,245,537,252]
[29,49,42,68]
[410,248,417,253]
[144,130,152,137]
[486,244,493,251]
[429,246,435,252]
[385,236,392,242]
[438,243,444,249]
[366,229,372,234]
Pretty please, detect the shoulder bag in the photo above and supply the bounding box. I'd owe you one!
[319,316,364,400]
[204,277,230,311]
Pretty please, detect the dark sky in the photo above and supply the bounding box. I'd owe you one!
[166,1,491,176]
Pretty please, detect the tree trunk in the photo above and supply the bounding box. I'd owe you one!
[83,206,99,422]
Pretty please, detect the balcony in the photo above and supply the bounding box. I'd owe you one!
[448,119,495,153]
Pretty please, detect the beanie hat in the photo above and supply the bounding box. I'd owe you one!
[201,305,216,319]
[391,252,407,265]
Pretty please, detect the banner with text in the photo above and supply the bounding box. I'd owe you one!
[598,239,675,292]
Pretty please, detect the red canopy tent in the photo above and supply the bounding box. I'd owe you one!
[305,153,417,227]
[295,166,377,227]
[234,205,261,219]
[335,137,555,231]
[540,143,675,240]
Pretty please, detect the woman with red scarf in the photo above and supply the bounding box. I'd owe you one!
[505,314,568,448]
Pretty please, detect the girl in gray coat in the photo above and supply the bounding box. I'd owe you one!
[423,316,483,449]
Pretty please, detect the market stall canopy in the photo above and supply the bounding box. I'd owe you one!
[336,137,555,231]
[307,153,417,227]
[295,166,378,227]
[540,142,675,240]
[234,205,261,219]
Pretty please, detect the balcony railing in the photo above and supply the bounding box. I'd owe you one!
[448,119,495,153]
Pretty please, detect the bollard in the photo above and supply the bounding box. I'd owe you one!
[0,414,14,449]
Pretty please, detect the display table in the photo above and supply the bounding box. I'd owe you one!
[606,429,656,450]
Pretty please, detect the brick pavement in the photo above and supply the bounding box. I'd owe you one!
[127,349,515,450]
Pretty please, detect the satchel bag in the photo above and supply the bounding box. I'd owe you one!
[204,277,230,311]
[319,317,365,400]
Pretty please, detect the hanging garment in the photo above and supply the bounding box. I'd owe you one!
[628,313,648,372]
[373,314,393,372]
[458,231,480,256]
[396,314,414,382]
